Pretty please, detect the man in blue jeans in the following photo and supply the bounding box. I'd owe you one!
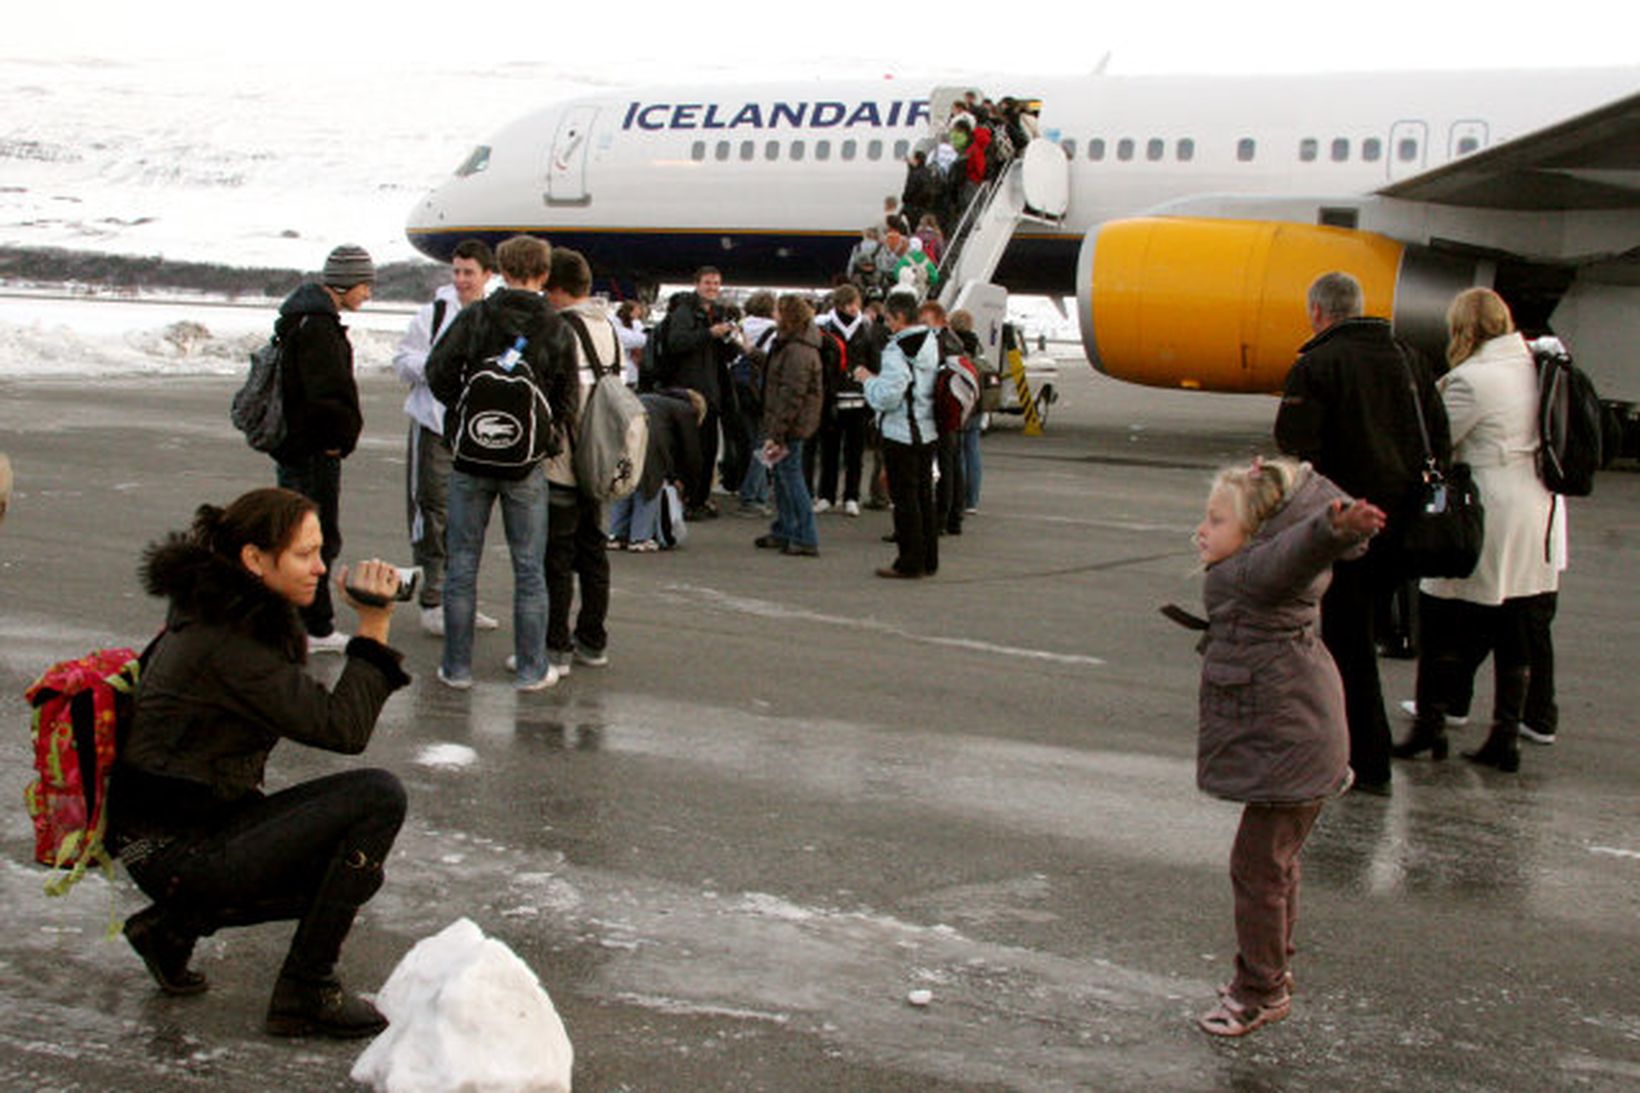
[426,235,578,691]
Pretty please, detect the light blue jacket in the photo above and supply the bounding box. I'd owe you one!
[864,326,938,445]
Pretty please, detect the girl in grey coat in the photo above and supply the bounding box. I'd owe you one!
[1192,457,1384,1037]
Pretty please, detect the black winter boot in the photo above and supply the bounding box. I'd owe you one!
[124,904,208,995]
[265,974,387,1039]
[1392,716,1449,761]
[1465,666,1527,773]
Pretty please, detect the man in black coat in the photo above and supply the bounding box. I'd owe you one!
[270,244,373,653]
[1275,271,1449,795]
[658,267,735,515]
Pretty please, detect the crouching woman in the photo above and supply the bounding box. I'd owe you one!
[1191,458,1384,1036]
[108,487,410,1039]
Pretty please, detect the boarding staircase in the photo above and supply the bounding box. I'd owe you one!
[933,139,1070,369]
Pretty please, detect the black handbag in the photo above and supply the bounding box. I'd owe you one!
[1400,351,1483,578]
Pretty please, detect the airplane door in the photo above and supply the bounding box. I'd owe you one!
[546,105,598,206]
[1387,120,1428,182]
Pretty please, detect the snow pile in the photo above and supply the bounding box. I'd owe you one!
[351,918,573,1093]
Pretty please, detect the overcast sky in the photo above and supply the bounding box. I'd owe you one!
[9,1,1638,77]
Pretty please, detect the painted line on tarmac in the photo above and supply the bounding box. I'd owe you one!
[1589,846,1640,860]
[664,583,1105,667]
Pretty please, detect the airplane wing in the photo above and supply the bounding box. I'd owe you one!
[1378,89,1640,211]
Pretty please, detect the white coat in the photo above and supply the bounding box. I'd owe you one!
[1421,332,1565,606]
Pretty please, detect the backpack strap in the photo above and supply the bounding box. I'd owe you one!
[562,312,619,377]
[430,298,449,343]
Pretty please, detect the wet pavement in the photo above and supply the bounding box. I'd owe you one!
[1,366,1637,1091]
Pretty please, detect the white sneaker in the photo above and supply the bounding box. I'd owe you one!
[420,607,444,636]
[1398,699,1469,727]
[843,500,860,517]
[436,667,472,690]
[812,498,832,514]
[505,653,517,672]
[307,631,350,655]
[474,610,500,631]
[516,664,561,692]
[573,644,609,668]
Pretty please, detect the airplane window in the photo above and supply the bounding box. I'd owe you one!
[765,140,780,161]
[1177,139,1194,162]
[1300,138,1318,162]
[691,141,706,162]
[1237,138,1256,162]
[1146,138,1164,161]
[792,140,806,162]
[715,141,730,162]
[1457,136,1479,155]
[1398,137,1419,162]
[1117,138,1134,161]
[816,140,831,162]
[893,139,909,159]
[740,141,755,161]
[455,145,490,177]
[1362,138,1382,162]
[1061,139,1077,158]
[1088,139,1105,161]
[1331,138,1349,162]
[868,140,883,160]
[842,139,857,160]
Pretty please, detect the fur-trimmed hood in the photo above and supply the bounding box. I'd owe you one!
[140,534,308,663]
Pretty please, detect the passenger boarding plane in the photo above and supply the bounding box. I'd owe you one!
[406,67,1639,438]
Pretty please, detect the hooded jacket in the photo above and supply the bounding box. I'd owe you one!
[762,324,824,445]
[271,282,364,463]
[107,536,409,843]
[1196,467,1365,803]
[865,325,938,445]
[658,290,727,408]
[425,287,579,469]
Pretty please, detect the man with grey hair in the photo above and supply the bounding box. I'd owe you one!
[1274,270,1448,796]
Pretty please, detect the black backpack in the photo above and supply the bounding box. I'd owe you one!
[231,316,306,453]
[1532,338,1604,497]
[449,307,554,480]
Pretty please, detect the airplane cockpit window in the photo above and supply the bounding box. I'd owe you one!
[1088,139,1106,161]
[1237,138,1256,162]
[816,140,832,161]
[1331,138,1350,162]
[1146,139,1164,161]
[842,139,857,160]
[740,140,755,161]
[1397,137,1419,162]
[792,140,807,162]
[868,140,884,160]
[1362,138,1382,162]
[1117,139,1135,162]
[1177,139,1195,162]
[765,140,781,161]
[1300,138,1319,162]
[455,145,490,177]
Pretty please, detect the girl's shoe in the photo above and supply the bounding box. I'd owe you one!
[627,539,659,553]
[1198,993,1292,1037]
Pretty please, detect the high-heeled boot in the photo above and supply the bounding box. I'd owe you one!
[1392,714,1449,760]
[1465,666,1527,773]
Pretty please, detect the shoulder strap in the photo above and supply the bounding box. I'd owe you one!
[430,298,449,343]
[1395,344,1436,466]
[562,312,617,377]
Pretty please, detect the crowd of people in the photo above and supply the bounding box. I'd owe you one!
[98,214,1573,1048]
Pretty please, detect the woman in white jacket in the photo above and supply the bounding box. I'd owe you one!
[1395,288,1563,772]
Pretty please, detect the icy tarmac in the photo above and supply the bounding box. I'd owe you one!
[1,364,1637,1090]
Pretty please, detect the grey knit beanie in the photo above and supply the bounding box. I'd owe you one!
[322,244,376,288]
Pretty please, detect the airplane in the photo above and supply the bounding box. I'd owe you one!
[405,67,1640,450]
